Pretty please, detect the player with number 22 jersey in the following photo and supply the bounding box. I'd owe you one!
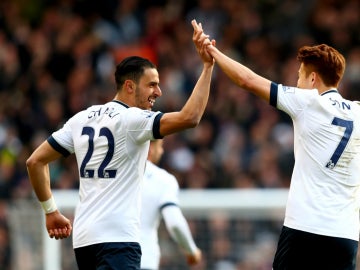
[49,101,162,248]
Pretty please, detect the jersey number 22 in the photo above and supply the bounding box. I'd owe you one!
[80,126,117,178]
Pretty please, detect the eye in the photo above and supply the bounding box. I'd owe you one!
[150,82,159,88]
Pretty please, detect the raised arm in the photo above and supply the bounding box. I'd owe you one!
[158,20,215,137]
[195,20,272,102]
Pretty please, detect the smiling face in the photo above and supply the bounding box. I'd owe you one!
[134,67,162,110]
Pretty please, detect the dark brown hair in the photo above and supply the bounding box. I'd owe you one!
[297,44,345,87]
[114,56,157,89]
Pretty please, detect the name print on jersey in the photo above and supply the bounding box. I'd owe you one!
[329,97,351,110]
[88,107,120,119]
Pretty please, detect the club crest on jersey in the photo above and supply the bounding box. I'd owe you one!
[142,110,155,118]
[326,160,335,169]
[282,86,295,93]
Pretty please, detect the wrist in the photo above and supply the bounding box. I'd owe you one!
[40,196,57,214]
[204,62,214,69]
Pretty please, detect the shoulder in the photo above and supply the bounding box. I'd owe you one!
[278,84,320,104]
[272,83,319,104]
[124,108,162,123]
[69,105,101,121]
[128,108,161,117]
[279,84,319,97]
[351,100,360,114]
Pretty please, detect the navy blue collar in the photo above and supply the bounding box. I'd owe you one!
[111,100,129,108]
[321,89,338,96]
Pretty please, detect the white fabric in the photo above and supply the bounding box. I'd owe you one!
[140,161,197,269]
[40,195,57,214]
[50,101,162,248]
[275,84,360,240]
[162,206,198,254]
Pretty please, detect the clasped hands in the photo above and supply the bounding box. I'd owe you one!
[191,19,215,65]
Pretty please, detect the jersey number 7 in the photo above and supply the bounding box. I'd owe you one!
[326,117,353,169]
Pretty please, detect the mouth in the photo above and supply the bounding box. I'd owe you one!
[148,97,155,107]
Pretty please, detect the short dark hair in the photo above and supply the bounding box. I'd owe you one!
[297,44,345,87]
[114,56,157,89]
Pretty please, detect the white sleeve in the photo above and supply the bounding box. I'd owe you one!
[276,84,318,118]
[126,108,163,143]
[161,205,198,254]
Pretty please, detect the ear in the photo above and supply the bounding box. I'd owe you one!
[124,80,135,93]
[310,72,317,87]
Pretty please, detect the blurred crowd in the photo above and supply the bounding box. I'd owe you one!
[1,0,360,269]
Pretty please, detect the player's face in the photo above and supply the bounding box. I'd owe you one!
[134,68,162,110]
[297,63,314,89]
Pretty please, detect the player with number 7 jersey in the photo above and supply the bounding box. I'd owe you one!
[272,84,360,241]
[195,18,360,270]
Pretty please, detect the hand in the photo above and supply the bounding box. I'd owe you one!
[45,210,72,240]
[191,19,215,65]
[186,248,202,266]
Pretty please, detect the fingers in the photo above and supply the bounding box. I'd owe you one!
[199,39,209,55]
[191,19,203,31]
[48,226,71,240]
[46,212,73,240]
[192,19,212,50]
[198,33,210,44]
[187,249,202,266]
[191,19,197,29]
[191,19,200,31]
[192,19,206,41]
[192,19,215,64]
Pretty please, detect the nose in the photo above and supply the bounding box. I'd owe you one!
[155,86,162,97]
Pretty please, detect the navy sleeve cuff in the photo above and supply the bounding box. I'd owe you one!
[160,202,178,211]
[269,82,278,107]
[47,136,71,157]
[153,112,164,139]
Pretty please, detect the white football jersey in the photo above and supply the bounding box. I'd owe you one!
[48,100,163,248]
[271,83,360,240]
[140,160,179,269]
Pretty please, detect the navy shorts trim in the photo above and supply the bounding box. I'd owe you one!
[273,226,358,270]
[74,242,141,270]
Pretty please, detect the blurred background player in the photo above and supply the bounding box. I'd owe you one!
[140,139,202,270]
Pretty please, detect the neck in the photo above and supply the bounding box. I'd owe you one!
[316,84,337,95]
[113,92,133,107]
